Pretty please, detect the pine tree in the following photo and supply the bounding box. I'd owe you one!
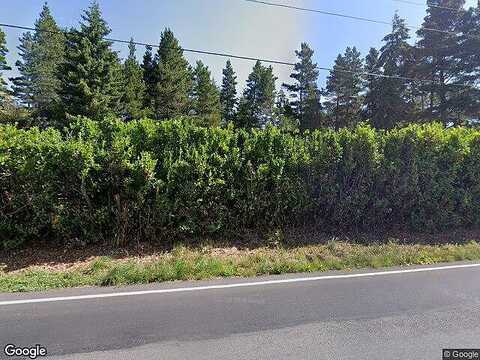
[275,89,298,130]
[10,32,35,108]
[275,89,294,119]
[121,39,146,120]
[0,27,11,105]
[453,1,480,122]
[363,47,382,123]
[324,47,364,129]
[237,61,277,128]
[60,1,123,120]
[364,14,414,129]
[30,3,65,116]
[379,14,414,128]
[10,4,64,119]
[154,28,192,120]
[220,60,237,122]
[0,29,31,124]
[142,45,157,111]
[191,60,221,126]
[283,43,322,130]
[415,0,466,124]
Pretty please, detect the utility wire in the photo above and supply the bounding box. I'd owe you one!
[0,22,477,89]
[391,0,465,12]
[242,0,474,38]
[243,0,392,26]
[0,22,296,66]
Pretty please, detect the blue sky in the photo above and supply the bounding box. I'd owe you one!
[1,0,477,91]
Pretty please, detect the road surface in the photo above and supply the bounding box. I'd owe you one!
[1,262,479,359]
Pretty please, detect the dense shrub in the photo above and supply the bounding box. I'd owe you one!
[1,119,479,249]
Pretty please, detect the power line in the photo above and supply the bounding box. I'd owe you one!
[0,22,296,66]
[391,0,465,12]
[243,0,392,26]
[0,22,477,89]
[242,0,473,38]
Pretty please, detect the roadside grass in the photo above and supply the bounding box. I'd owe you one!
[1,241,480,293]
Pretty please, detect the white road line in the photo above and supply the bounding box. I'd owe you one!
[1,263,480,307]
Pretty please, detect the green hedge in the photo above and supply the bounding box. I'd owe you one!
[1,118,479,249]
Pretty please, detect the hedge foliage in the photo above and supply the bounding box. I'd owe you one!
[1,118,480,249]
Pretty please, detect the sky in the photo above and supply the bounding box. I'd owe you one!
[1,0,477,92]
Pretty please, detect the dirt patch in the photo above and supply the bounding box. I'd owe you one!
[1,227,480,273]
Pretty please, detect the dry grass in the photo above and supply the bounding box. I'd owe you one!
[2,240,480,293]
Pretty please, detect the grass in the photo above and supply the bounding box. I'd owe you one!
[2,240,480,293]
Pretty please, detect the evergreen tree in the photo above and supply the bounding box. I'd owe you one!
[415,0,466,124]
[275,89,298,130]
[275,89,294,119]
[237,61,277,128]
[0,29,32,124]
[10,4,64,119]
[324,47,364,129]
[121,39,146,120]
[220,60,237,122]
[283,43,322,130]
[154,28,192,119]
[453,1,480,122]
[31,3,65,116]
[0,28,11,105]
[363,47,382,123]
[191,60,221,126]
[60,1,123,120]
[379,14,414,128]
[10,32,35,108]
[364,14,414,129]
[142,45,157,111]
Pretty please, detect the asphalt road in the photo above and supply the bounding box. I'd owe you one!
[1,263,480,360]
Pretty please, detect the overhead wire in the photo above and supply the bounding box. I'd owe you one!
[0,21,477,89]
[391,0,465,12]
[242,0,477,39]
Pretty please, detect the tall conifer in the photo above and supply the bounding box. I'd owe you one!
[121,39,146,120]
[10,32,35,108]
[453,1,480,122]
[283,43,322,130]
[154,28,192,119]
[415,0,466,124]
[220,60,237,122]
[191,60,221,126]
[237,61,277,128]
[324,47,364,129]
[0,28,11,104]
[142,45,157,111]
[61,1,123,120]
[364,14,414,129]
[32,3,65,116]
